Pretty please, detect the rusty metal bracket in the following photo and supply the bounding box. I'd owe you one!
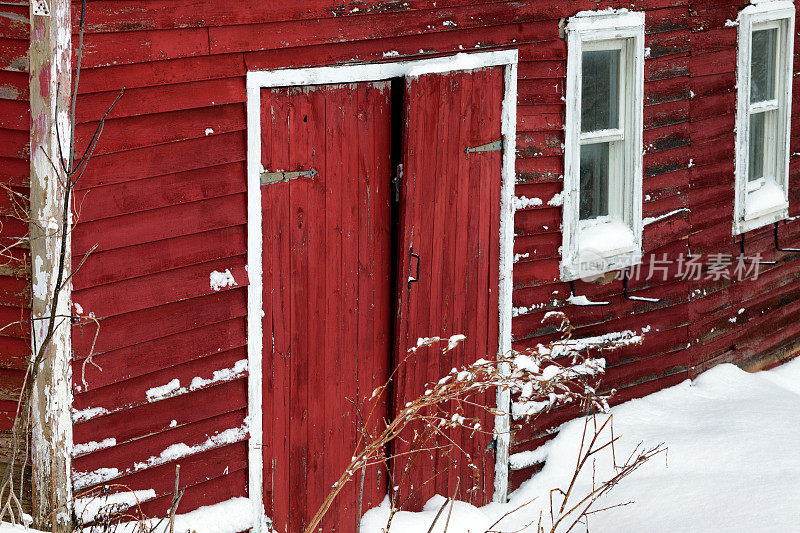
[465,139,502,154]
[260,169,318,186]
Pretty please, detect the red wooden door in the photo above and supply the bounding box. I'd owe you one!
[260,82,393,533]
[393,67,504,508]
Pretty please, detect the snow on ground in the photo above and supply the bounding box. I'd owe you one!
[0,524,41,533]
[78,496,253,533]
[362,358,800,532]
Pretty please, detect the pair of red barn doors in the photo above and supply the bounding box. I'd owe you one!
[259,66,504,532]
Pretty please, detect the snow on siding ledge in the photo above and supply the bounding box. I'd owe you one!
[643,208,690,226]
[75,360,250,427]
[509,443,551,470]
[146,359,249,403]
[145,378,181,402]
[133,424,248,471]
[73,423,249,491]
[75,489,157,525]
[108,497,254,533]
[190,359,248,390]
[73,437,116,456]
[72,496,254,533]
[210,269,238,292]
[72,406,109,423]
[73,468,120,491]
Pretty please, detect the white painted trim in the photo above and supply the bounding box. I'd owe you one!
[246,50,518,90]
[494,58,517,504]
[733,1,795,235]
[246,50,519,517]
[561,9,646,282]
[245,83,266,533]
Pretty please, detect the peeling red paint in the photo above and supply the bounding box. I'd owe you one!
[39,63,50,97]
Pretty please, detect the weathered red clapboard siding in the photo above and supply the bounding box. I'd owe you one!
[0,1,31,511]
[685,0,800,383]
[507,0,800,488]
[66,2,582,519]
[507,0,691,489]
[65,0,800,522]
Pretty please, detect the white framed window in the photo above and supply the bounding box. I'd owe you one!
[734,1,795,235]
[561,10,646,281]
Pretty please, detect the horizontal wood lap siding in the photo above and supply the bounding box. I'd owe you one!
[65,0,573,519]
[65,0,800,520]
[509,0,800,493]
[508,0,696,490]
[685,0,800,377]
[70,1,251,507]
[0,0,31,513]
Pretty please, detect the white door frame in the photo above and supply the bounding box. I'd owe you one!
[245,49,518,529]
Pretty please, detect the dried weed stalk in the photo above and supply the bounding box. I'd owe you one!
[305,312,646,533]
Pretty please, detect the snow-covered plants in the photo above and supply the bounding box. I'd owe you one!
[305,312,651,533]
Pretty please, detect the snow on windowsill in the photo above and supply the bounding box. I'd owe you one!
[578,217,636,257]
[745,180,788,220]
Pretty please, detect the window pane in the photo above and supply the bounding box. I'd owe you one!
[581,50,620,132]
[748,112,766,182]
[751,28,777,103]
[579,142,610,220]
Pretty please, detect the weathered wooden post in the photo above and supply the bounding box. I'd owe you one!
[28,0,73,529]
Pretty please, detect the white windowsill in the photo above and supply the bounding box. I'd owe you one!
[736,180,789,233]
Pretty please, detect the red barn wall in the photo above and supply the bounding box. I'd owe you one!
[509,0,800,491]
[64,0,800,519]
[0,0,32,510]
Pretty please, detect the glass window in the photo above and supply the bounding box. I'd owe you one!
[748,112,766,184]
[581,50,620,132]
[734,4,794,234]
[578,46,624,223]
[579,142,610,219]
[561,10,645,281]
[750,28,777,103]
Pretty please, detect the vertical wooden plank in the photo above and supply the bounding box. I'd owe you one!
[304,85,327,529]
[288,87,310,533]
[323,85,344,533]
[392,77,420,506]
[354,82,373,530]
[436,71,459,499]
[339,83,360,530]
[452,70,471,500]
[464,67,483,504]
[368,81,392,510]
[475,69,491,381]
[259,88,275,518]
[265,88,292,532]
[411,73,441,509]
[424,72,447,498]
